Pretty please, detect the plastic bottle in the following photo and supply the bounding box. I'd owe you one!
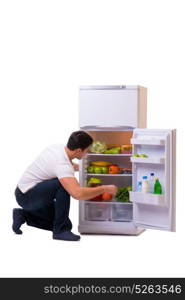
[142,176,150,193]
[137,181,142,192]
[149,173,155,193]
[154,178,162,194]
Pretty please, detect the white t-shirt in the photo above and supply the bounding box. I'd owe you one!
[17,144,75,193]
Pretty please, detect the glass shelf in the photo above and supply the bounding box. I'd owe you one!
[86,153,131,156]
[86,200,133,204]
[86,173,132,176]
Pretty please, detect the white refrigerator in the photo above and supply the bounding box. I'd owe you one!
[78,86,176,235]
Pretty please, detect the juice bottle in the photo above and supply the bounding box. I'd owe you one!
[154,178,162,194]
[149,172,155,193]
[137,181,142,192]
[142,176,150,193]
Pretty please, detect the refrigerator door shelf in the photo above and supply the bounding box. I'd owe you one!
[130,157,165,164]
[130,191,165,206]
[131,138,165,146]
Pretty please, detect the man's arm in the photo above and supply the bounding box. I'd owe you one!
[59,177,117,201]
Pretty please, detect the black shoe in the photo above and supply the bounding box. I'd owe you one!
[53,231,81,241]
[12,208,26,234]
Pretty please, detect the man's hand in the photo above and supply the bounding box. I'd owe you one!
[104,185,118,196]
[72,162,79,172]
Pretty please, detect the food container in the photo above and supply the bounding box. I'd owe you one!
[121,144,132,154]
[85,202,111,221]
[111,203,133,222]
[120,168,132,174]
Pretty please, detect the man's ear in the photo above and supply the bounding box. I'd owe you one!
[76,148,82,153]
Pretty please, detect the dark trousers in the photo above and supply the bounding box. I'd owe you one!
[14,178,72,234]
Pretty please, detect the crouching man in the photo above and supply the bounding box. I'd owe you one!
[13,131,118,241]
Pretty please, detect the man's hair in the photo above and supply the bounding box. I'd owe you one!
[67,131,93,151]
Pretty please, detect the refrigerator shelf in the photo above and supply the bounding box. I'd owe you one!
[131,138,165,146]
[86,173,132,176]
[130,157,165,164]
[129,191,165,206]
[86,200,132,205]
[86,153,132,157]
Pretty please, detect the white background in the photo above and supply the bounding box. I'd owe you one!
[0,0,184,277]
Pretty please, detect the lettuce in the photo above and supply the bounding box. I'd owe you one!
[89,141,107,153]
[115,186,132,202]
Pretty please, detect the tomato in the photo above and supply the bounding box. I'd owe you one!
[108,164,120,174]
[102,192,112,201]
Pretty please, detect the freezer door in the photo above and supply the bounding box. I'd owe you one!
[131,129,176,232]
[79,86,139,130]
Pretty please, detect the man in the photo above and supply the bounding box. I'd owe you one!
[13,131,118,241]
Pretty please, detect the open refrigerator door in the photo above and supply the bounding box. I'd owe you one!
[130,129,176,232]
